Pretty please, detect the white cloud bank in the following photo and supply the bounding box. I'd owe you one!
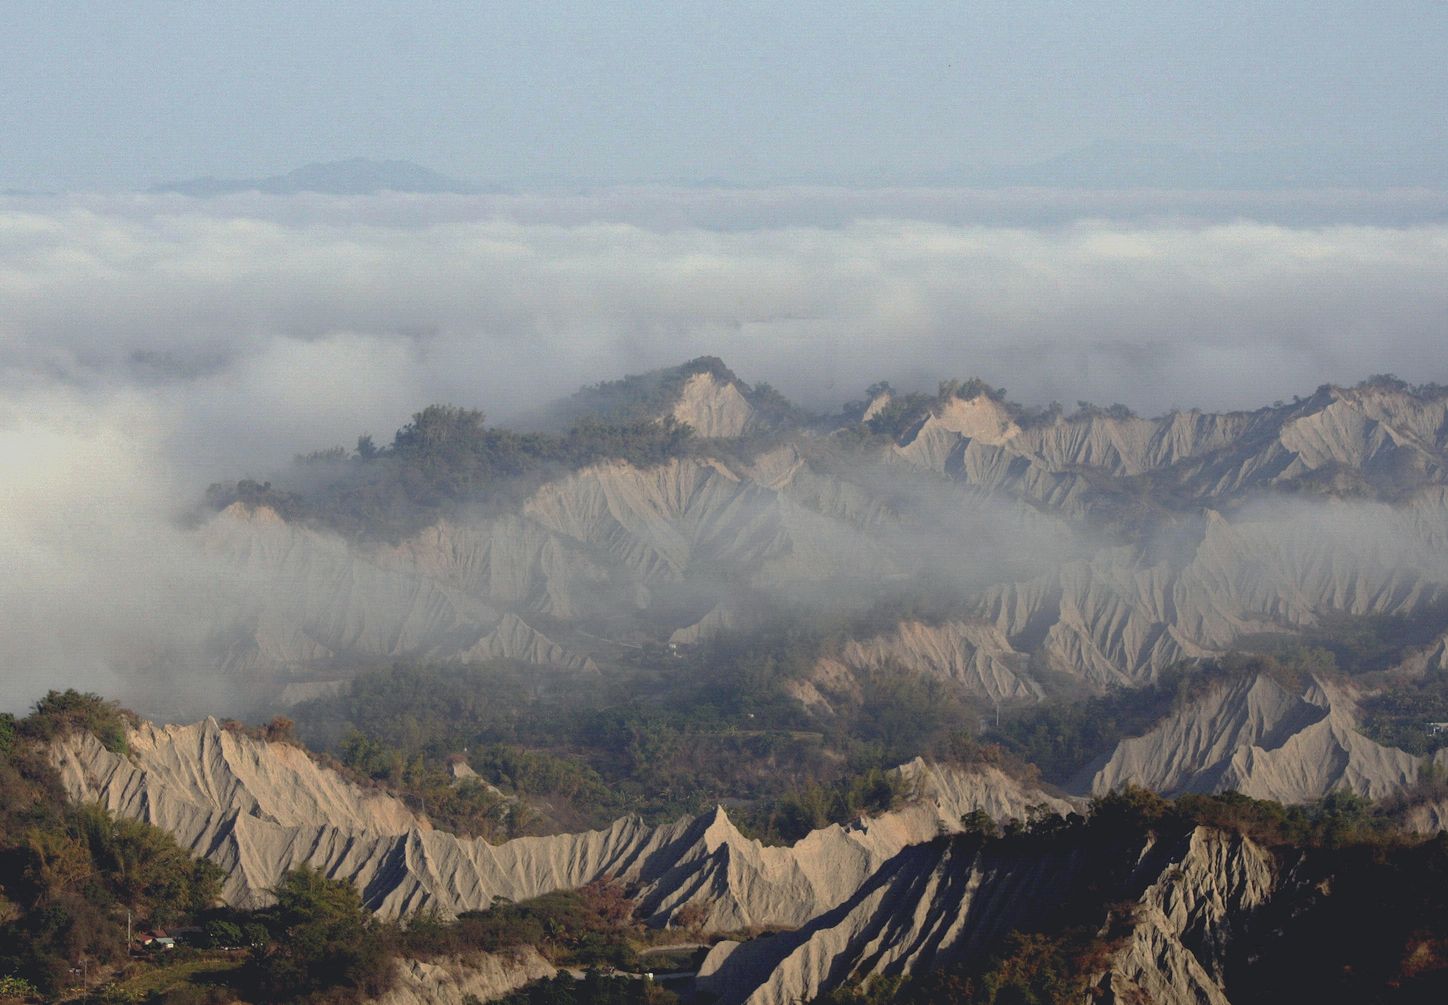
[1,191,1446,710]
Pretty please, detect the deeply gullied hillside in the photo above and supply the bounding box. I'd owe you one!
[36,712,1448,1005]
[1078,669,1426,802]
[53,716,1075,926]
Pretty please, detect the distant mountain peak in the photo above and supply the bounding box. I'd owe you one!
[150,157,484,197]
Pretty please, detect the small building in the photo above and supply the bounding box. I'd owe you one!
[1427,722,1448,736]
[137,929,176,950]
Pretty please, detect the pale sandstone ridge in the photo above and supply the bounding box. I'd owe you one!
[454,613,598,672]
[835,619,1041,703]
[696,826,1274,1005]
[970,496,1448,689]
[64,719,422,836]
[1090,828,1275,1005]
[52,719,1070,928]
[1397,753,1448,834]
[892,383,1448,511]
[1080,673,1425,802]
[198,448,947,693]
[858,388,892,424]
[670,371,759,438]
[371,948,555,1005]
[668,602,738,645]
[894,395,1021,471]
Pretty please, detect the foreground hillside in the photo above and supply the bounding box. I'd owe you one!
[52,716,1072,927]
[9,701,1448,1004]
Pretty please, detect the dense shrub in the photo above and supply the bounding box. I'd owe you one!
[20,689,135,754]
[252,866,393,1003]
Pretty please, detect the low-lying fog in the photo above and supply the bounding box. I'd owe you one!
[3,188,1447,712]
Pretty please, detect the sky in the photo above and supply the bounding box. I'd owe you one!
[3,1,1448,190]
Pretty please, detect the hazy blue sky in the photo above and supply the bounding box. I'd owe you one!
[4,1,1447,190]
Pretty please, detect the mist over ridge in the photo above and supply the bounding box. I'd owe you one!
[3,188,1448,717]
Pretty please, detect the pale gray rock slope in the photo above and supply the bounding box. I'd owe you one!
[668,601,738,645]
[195,443,1088,702]
[832,619,1041,703]
[1090,828,1274,1005]
[1398,797,1448,835]
[968,494,1448,689]
[194,454,908,697]
[801,486,1448,702]
[892,383,1448,512]
[670,371,760,438]
[52,719,1071,927]
[1394,749,1448,834]
[454,613,598,672]
[696,826,1274,1005]
[1080,673,1425,802]
[199,503,601,679]
[196,449,946,685]
[371,948,555,1005]
[819,385,1448,700]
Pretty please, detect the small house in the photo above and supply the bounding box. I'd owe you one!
[137,929,176,950]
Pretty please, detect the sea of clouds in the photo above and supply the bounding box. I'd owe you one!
[3,187,1446,710]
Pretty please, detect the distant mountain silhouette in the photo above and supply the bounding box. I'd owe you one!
[150,158,485,196]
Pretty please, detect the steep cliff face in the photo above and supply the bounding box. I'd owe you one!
[1091,828,1276,1005]
[670,371,760,438]
[1080,673,1425,802]
[832,619,1041,703]
[51,719,1071,928]
[696,826,1276,1005]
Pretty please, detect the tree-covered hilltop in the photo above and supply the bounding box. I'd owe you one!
[207,403,697,540]
[556,355,738,426]
[554,355,797,429]
[205,357,813,541]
